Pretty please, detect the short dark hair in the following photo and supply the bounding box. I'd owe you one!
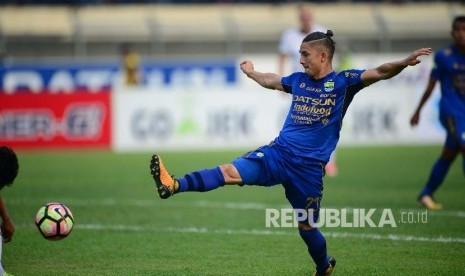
[452,16,465,30]
[302,30,336,59]
[0,146,19,189]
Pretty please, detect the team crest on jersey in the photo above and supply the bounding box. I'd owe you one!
[300,83,306,88]
[324,80,335,92]
[256,152,264,157]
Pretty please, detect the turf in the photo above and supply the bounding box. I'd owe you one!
[3,146,464,275]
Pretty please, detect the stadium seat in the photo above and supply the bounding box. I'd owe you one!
[0,7,73,38]
[75,6,151,42]
[379,3,450,39]
[225,5,294,42]
[311,4,380,40]
[148,5,229,43]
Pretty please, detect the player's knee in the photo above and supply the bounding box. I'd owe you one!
[298,222,314,231]
[219,164,242,184]
[442,147,459,163]
[460,144,465,156]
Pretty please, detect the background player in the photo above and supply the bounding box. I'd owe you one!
[0,146,19,276]
[410,16,465,210]
[150,31,430,275]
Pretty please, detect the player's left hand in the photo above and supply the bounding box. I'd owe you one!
[405,48,432,66]
[1,217,15,243]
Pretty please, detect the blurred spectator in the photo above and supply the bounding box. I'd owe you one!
[277,5,326,76]
[120,43,141,87]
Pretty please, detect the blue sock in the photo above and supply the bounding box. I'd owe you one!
[420,157,451,197]
[177,167,225,193]
[299,229,328,275]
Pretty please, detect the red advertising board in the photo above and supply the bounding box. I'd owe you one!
[0,92,111,149]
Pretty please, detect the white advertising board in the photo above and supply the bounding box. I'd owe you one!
[113,53,445,151]
[113,87,290,151]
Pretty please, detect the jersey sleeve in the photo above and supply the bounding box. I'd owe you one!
[340,69,366,96]
[281,72,300,94]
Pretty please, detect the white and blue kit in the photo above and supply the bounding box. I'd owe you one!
[232,69,365,221]
[432,44,465,149]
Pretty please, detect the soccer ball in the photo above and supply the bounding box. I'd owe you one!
[35,202,74,241]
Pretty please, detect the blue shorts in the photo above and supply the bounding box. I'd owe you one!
[231,143,326,224]
[440,113,465,149]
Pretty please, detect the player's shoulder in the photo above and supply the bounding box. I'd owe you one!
[435,45,455,59]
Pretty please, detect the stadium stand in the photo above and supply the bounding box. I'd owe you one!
[150,5,229,42]
[379,4,450,39]
[0,3,457,59]
[0,6,72,38]
[75,5,151,42]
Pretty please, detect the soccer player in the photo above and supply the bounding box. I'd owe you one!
[0,146,18,276]
[410,16,465,210]
[150,31,431,275]
[277,6,341,177]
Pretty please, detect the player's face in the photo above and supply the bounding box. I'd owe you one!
[452,21,465,48]
[299,42,324,77]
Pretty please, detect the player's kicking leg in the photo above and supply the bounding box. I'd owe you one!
[150,154,241,199]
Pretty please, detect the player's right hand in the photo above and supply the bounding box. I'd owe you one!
[240,60,254,76]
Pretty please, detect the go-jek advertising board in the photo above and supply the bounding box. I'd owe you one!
[113,89,442,152]
[112,87,290,151]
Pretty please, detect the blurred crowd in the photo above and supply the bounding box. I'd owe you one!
[0,0,455,5]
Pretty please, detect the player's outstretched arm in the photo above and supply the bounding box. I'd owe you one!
[410,77,437,126]
[240,60,284,91]
[361,48,432,87]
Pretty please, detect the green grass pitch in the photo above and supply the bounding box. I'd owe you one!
[3,146,465,275]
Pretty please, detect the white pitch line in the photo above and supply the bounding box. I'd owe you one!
[69,224,465,244]
[10,198,465,218]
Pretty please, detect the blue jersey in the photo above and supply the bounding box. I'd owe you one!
[432,45,465,118]
[276,70,365,162]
